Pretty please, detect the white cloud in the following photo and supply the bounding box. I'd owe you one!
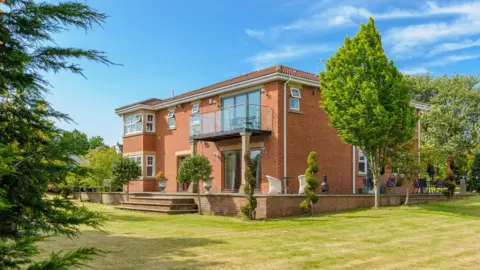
[425,54,480,66]
[428,39,480,57]
[248,1,480,39]
[245,29,265,39]
[402,67,429,75]
[245,44,332,68]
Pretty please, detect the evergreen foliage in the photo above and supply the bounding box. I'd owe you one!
[0,0,112,268]
[470,153,480,193]
[319,18,416,208]
[177,155,212,214]
[300,152,319,215]
[240,150,257,220]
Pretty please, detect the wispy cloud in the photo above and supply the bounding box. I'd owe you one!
[247,1,480,40]
[245,44,332,69]
[401,67,429,75]
[428,39,480,57]
[245,29,265,39]
[425,54,480,66]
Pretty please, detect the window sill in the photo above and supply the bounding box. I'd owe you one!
[288,109,303,114]
[167,127,176,131]
[123,131,156,138]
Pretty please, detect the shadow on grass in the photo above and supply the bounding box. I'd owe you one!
[410,195,480,218]
[39,231,226,269]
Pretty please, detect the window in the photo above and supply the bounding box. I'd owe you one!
[221,90,261,131]
[146,114,155,132]
[127,155,142,176]
[168,109,175,128]
[146,155,155,177]
[192,103,200,114]
[289,88,301,111]
[177,156,189,191]
[124,114,142,135]
[358,150,368,175]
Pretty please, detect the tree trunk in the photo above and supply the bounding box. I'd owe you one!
[100,190,103,204]
[405,186,410,205]
[373,177,380,209]
[78,189,82,202]
[197,181,202,215]
[126,183,130,202]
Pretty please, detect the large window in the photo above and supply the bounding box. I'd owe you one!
[146,155,155,177]
[221,90,261,131]
[358,150,368,175]
[223,149,261,191]
[289,88,301,111]
[146,114,155,132]
[127,155,142,177]
[124,114,142,135]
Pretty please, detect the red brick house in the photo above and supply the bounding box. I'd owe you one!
[115,65,428,195]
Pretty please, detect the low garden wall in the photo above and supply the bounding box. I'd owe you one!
[196,193,471,219]
[73,192,126,204]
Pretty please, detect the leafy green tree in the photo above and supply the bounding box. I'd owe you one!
[111,157,141,202]
[389,142,420,205]
[177,155,212,215]
[319,18,416,208]
[83,147,120,203]
[469,153,480,193]
[88,136,106,150]
[407,74,480,175]
[240,150,257,220]
[0,0,112,268]
[300,152,320,215]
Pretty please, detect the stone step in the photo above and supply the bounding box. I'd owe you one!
[116,206,198,215]
[128,197,195,204]
[121,202,198,211]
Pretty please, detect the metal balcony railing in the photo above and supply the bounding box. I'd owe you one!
[190,104,272,138]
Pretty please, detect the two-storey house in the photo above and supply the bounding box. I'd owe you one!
[115,65,428,195]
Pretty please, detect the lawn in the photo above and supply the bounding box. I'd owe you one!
[37,196,480,269]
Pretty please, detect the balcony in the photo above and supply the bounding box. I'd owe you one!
[189,104,273,141]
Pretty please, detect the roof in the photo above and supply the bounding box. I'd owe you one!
[115,65,319,112]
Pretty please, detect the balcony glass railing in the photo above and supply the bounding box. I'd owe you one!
[190,104,272,137]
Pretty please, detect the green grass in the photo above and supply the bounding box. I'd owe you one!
[36,196,480,269]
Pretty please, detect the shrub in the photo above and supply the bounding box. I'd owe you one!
[59,183,73,199]
[177,155,212,214]
[300,152,320,215]
[470,153,480,192]
[240,150,257,220]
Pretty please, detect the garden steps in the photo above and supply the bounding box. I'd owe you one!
[118,194,198,214]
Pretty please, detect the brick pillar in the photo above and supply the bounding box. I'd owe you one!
[188,140,198,193]
[239,132,251,193]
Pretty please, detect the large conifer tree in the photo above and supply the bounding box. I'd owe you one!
[0,0,112,268]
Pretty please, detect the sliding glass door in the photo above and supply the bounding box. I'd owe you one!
[221,90,261,132]
[223,149,262,192]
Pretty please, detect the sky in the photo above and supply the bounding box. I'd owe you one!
[44,0,480,146]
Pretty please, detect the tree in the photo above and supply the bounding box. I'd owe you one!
[389,142,420,205]
[0,0,112,267]
[407,74,480,175]
[177,155,212,215]
[83,147,120,203]
[240,150,257,220]
[469,153,480,193]
[300,152,320,215]
[88,136,106,150]
[111,157,141,202]
[319,18,416,208]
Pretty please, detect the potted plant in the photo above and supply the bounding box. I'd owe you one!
[156,172,168,193]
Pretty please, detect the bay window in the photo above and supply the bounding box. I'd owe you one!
[124,114,142,135]
[146,155,155,177]
[146,113,155,132]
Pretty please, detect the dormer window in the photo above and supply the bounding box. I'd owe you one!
[168,109,175,129]
[124,114,142,135]
[192,103,200,114]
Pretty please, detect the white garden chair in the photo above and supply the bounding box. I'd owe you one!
[266,175,282,194]
[298,175,307,195]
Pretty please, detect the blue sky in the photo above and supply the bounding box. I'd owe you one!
[45,0,480,145]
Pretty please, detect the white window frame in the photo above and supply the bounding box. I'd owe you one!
[146,155,155,178]
[192,103,200,114]
[289,88,301,111]
[146,113,155,132]
[168,109,176,128]
[358,150,368,175]
[124,114,142,135]
[127,155,142,177]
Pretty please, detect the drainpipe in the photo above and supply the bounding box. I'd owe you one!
[352,145,356,194]
[283,77,291,194]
